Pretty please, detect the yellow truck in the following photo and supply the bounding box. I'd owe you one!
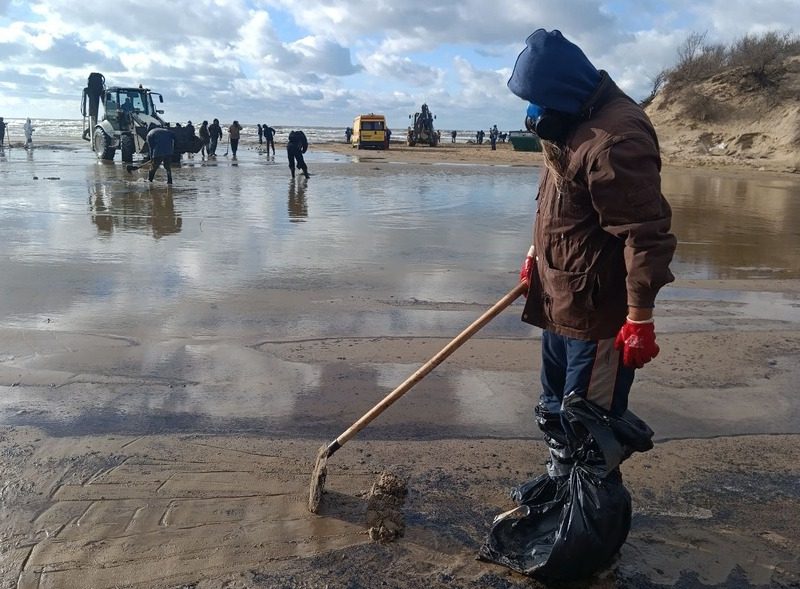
[352,113,388,149]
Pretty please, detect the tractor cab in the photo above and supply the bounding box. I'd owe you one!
[108,88,153,116]
[100,87,164,133]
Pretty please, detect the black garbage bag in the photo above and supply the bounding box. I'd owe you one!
[171,126,204,155]
[478,394,654,581]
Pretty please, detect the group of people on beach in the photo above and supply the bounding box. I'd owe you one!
[176,118,245,159]
[0,117,36,149]
[143,118,310,184]
[472,126,506,147]
[194,119,224,158]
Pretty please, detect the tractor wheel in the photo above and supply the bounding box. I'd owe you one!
[120,134,135,163]
[94,128,115,161]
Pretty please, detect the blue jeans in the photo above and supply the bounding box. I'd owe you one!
[538,330,635,478]
[540,330,635,417]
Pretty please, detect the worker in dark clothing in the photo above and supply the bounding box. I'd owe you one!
[208,118,223,157]
[146,125,175,184]
[286,130,310,178]
[121,97,134,125]
[257,124,263,145]
[198,120,210,158]
[510,28,675,480]
[263,124,276,156]
[0,117,6,148]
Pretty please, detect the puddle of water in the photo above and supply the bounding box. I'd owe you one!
[2,145,800,437]
[0,146,538,326]
[659,287,800,327]
[4,148,799,331]
[664,172,800,279]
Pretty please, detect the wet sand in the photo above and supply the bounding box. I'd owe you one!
[1,139,799,588]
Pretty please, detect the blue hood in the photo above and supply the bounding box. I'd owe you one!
[508,29,601,115]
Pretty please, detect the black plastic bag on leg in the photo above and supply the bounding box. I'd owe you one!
[480,466,631,580]
[478,394,652,581]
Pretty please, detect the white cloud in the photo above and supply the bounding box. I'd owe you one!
[361,52,442,87]
[693,0,800,38]
[286,36,361,76]
[38,35,123,70]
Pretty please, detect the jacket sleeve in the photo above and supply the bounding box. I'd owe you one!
[587,133,677,308]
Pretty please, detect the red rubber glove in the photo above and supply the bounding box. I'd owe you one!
[519,246,535,294]
[614,318,659,369]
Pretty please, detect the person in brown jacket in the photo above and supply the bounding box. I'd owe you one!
[228,120,242,158]
[509,29,676,481]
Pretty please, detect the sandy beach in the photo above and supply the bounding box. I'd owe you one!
[1,138,799,588]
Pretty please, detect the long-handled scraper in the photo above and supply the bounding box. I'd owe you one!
[308,281,528,513]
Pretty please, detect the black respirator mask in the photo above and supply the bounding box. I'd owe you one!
[525,103,574,144]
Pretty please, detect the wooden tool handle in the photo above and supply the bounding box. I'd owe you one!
[334,281,528,447]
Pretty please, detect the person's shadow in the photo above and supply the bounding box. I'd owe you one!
[288,177,308,222]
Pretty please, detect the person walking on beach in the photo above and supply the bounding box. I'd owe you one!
[490,124,499,150]
[228,120,242,158]
[145,124,175,185]
[208,118,223,157]
[286,130,310,178]
[263,124,276,156]
[0,117,6,148]
[23,118,34,148]
[198,120,210,158]
[451,129,457,143]
[509,29,676,482]
[184,120,196,158]
[257,124,263,145]
[345,127,352,143]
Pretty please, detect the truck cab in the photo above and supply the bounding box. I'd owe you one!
[352,114,388,149]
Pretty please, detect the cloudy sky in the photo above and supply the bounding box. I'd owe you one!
[1,0,798,130]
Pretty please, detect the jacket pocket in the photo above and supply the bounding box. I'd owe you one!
[542,266,595,331]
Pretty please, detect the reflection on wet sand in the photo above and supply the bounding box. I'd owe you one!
[663,171,800,278]
[288,177,308,221]
[290,360,469,438]
[89,177,182,238]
